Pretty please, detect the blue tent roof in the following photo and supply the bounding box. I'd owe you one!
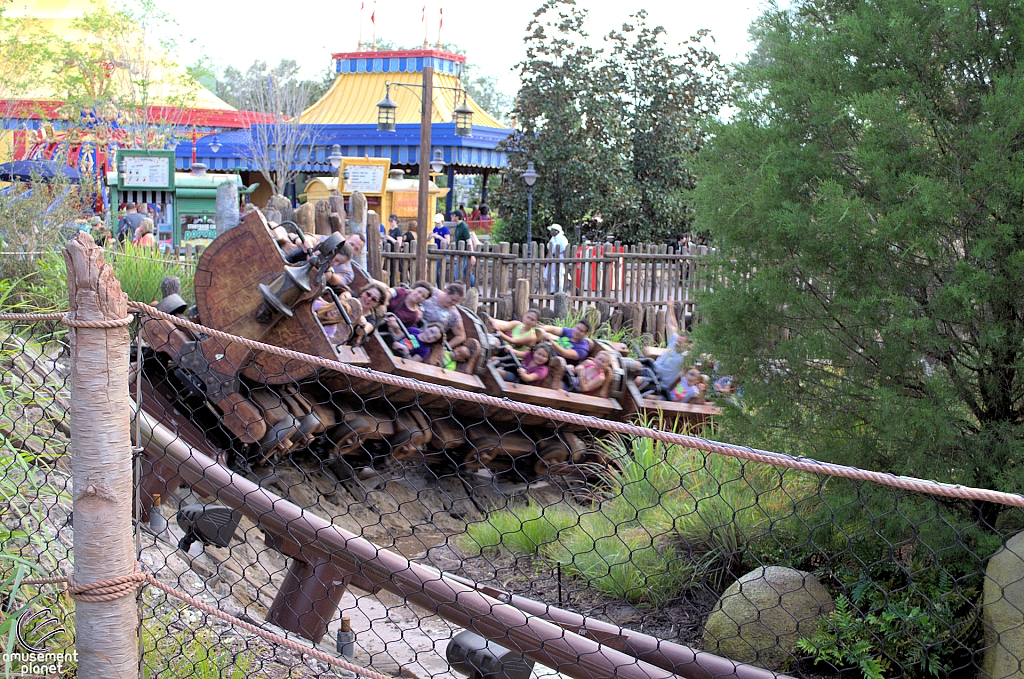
[176,124,513,173]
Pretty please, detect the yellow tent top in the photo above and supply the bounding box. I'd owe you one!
[300,49,507,129]
[2,0,236,111]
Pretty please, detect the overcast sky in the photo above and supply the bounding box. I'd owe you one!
[156,0,768,97]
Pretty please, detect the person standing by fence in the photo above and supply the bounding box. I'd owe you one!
[547,223,569,293]
[452,210,475,287]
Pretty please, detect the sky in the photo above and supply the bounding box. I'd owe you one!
[156,0,768,100]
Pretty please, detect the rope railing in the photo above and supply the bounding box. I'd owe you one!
[117,302,1024,510]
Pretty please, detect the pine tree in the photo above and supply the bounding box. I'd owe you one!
[694,0,1024,520]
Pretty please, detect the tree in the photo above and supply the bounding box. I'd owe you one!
[225,60,323,196]
[693,0,1024,520]
[492,0,635,246]
[493,1,729,245]
[462,64,512,125]
[607,14,728,239]
[56,1,199,149]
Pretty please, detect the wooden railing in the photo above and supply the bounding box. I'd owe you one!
[379,240,713,331]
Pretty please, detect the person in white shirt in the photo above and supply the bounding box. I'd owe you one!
[546,223,569,293]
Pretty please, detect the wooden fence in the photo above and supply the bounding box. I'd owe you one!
[377,240,713,329]
[151,238,712,335]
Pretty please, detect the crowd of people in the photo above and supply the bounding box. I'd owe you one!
[265,212,737,406]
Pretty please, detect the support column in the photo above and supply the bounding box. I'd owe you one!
[415,65,434,282]
[481,170,489,203]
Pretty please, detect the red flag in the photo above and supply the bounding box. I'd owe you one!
[422,5,425,21]
[439,6,443,28]
[371,10,375,23]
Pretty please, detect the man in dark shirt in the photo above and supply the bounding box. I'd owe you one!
[451,209,475,285]
[116,203,144,244]
[538,319,591,365]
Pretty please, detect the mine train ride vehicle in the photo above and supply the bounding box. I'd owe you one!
[137,211,717,479]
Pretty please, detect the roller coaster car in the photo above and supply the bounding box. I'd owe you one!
[140,211,610,478]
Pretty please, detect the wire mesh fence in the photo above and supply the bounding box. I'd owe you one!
[5,229,1024,679]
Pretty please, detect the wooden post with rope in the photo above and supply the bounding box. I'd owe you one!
[65,231,138,676]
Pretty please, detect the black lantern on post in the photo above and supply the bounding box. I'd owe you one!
[376,90,398,132]
[453,99,474,138]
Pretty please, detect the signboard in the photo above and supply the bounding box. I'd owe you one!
[392,191,419,219]
[340,157,390,195]
[118,150,175,190]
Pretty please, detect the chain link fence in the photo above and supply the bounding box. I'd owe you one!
[4,234,1024,679]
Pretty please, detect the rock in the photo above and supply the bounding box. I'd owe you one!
[984,531,1024,678]
[703,566,833,669]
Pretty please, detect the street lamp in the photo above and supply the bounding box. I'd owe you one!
[430,149,446,175]
[522,161,540,255]
[209,136,222,154]
[328,144,343,169]
[376,90,398,132]
[453,97,474,138]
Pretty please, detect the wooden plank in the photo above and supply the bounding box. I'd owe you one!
[366,211,382,281]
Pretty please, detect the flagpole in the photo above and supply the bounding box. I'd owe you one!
[436,6,442,49]
[371,0,377,50]
[357,1,365,49]
[422,2,429,49]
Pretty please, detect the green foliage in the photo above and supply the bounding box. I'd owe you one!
[797,564,981,679]
[493,2,728,245]
[3,247,195,311]
[464,433,817,604]
[692,0,1024,508]
[142,604,255,679]
[461,500,579,556]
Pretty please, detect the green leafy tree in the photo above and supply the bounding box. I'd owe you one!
[608,15,728,239]
[494,1,728,245]
[693,0,1024,522]
[493,0,634,246]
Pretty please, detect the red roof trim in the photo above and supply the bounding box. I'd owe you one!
[0,99,275,128]
[331,48,467,63]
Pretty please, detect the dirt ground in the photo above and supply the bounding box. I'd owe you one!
[144,453,728,678]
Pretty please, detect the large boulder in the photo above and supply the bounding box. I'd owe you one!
[703,566,833,669]
[983,531,1024,679]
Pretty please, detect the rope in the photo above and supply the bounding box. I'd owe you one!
[0,312,133,328]
[129,301,1024,510]
[20,565,393,679]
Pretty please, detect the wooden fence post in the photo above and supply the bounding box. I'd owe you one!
[366,211,382,281]
[65,232,138,677]
[513,278,530,320]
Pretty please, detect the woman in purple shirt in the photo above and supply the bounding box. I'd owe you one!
[387,281,433,328]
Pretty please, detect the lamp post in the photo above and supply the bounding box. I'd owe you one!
[521,161,540,256]
[209,137,222,154]
[328,144,343,170]
[376,73,473,280]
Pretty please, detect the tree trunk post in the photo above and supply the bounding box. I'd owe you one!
[65,232,138,677]
[553,292,569,320]
[464,287,478,314]
[366,211,383,281]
